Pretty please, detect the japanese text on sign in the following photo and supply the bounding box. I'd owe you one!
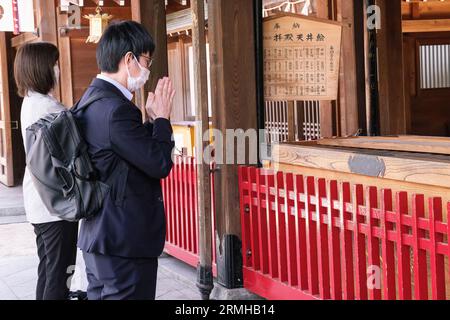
[263,14,342,101]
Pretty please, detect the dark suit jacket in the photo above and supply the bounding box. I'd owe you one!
[74,78,174,258]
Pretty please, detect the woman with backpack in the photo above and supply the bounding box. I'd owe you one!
[14,42,78,300]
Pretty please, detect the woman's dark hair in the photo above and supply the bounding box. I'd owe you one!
[14,42,60,97]
[96,20,156,73]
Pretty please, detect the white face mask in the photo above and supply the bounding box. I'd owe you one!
[126,55,150,92]
[54,65,60,85]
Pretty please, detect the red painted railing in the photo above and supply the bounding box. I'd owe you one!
[162,155,217,275]
[239,166,450,300]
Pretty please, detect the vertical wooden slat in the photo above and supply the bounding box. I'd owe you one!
[305,177,319,296]
[186,158,191,252]
[162,173,168,242]
[328,180,342,300]
[210,162,217,265]
[447,202,450,297]
[287,101,296,142]
[239,167,250,269]
[429,197,446,300]
[193,159,199,254]
[189,157,198,254]
[187,157,195,252]
[340,182,354,300]
[258,169,269,274]
[396,192,412,300]
[366,186,381,300]
[285,173,298,287]
[181,157,187,250]
[276,172,288,282]
[381,189,396,300]
[316,178,331,299]
[266,173,279,278]
[295,174,308,291]
[412,194,428,300]
[171,157,178,247]
[249,167,260,271]
[353,184,368,300]
[178,157,185,249]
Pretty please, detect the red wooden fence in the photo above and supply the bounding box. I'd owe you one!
[238,166,450,300]
[162,155,217,275]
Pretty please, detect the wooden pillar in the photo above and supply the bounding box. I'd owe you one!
[191,0,214,300]
[38,0,58,45]
[353,0,368,135]
[131,0,168,108]
[57,8,74,107]
[208,0,257,288]
[40,0,61,101]
[336,0,360,136]
[0,33,14,186]
[316,0,334,138]
[376,0,407,135]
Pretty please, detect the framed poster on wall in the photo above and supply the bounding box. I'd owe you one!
[263,13,342,101]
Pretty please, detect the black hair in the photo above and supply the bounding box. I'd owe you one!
[96,20,155,73]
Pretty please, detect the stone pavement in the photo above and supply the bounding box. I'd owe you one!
[0,184,25,218]
[0,185,261,301]
[0,222,202,300]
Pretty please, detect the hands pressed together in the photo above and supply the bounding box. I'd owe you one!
[145,77,176,122]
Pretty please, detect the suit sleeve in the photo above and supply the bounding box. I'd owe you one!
[143,121,154,135]
[109,104,174,179]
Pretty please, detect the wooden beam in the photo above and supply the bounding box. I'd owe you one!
[273,142,450,190]
[208,0,257,287]
[11,33,39,48]
[376,0,407,135]
[402,19,450,33]
[316,136,450,156]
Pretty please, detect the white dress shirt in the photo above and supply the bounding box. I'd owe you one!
[21,92,65,225]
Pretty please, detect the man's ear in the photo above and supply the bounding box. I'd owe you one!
[124,52,133,65]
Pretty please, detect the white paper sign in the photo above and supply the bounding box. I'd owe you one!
[0,0,35,33]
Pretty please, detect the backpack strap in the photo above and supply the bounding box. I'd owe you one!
[71,93,118,114]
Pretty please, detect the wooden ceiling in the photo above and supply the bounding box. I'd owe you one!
[403,0,450,20]
[402,0,450,33]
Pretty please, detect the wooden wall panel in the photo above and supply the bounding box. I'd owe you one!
[58,5,132,105]
[167,41,187,122]
[69,39,99,102]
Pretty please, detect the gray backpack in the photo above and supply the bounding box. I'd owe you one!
[25,94,123,222]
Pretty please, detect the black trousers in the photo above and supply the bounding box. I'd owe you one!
[83,252,158,300]
[33,221,79,300]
